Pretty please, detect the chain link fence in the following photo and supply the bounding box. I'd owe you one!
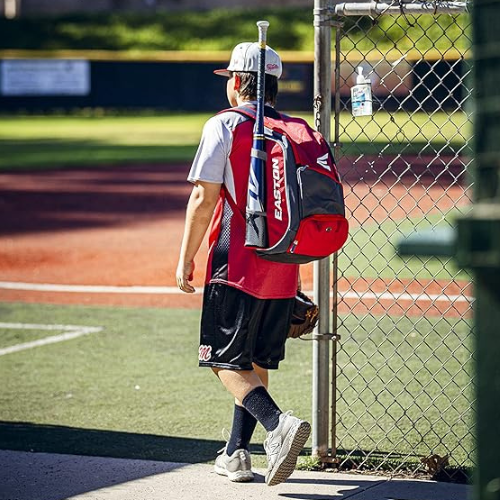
[329,2,474,482]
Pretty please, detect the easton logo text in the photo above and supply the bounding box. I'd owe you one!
[272,157,283,221]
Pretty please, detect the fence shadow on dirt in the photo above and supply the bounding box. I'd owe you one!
[0,164,192,236]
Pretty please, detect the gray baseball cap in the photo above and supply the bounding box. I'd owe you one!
[214,42,282,79]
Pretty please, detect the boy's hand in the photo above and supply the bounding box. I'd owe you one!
[176,260,196,293]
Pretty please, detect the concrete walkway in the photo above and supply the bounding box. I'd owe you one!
[0,449,471,500]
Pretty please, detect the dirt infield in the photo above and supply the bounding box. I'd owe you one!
[0,162,471,316]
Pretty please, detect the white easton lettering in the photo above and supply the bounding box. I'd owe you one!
[198,345,212,362]
[272,157,283,221]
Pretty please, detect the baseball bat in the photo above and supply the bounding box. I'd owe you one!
[245,20,269,248]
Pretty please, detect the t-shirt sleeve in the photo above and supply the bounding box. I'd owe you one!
[188,115,232,184]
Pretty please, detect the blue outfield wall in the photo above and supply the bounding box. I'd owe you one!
[0,60,314,112]
[0,58,467,113]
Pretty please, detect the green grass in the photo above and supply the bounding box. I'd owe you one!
[0,327,52,349]
[338,110,471,153]
[0,114,206,169]
[0,302,311,466]
[0,9,470,54]
[0,111,470,170]
[0,301,473,472]
[336,313,474,473]
[0,114,208,142]
[341,208,473,281]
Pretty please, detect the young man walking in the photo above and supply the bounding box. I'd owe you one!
[176,41,311,487]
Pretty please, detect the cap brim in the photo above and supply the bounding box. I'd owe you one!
[213,69,231,77]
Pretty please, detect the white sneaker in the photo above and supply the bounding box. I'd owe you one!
[214,447,254,482]
[264,411,311,486]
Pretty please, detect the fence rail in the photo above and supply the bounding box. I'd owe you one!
[334,1,468,16]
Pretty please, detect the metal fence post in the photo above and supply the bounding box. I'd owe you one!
[330,16,344,460]
[312,0,333,461]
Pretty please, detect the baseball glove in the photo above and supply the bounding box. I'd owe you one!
[288,291,319,339]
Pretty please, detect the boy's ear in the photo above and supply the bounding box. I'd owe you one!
[233,74,241,91]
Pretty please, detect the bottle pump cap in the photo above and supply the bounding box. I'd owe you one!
[356,66,366,84]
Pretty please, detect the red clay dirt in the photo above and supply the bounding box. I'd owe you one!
[0,160,472,316]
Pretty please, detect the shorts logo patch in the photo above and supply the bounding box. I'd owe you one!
[199,344,212,362]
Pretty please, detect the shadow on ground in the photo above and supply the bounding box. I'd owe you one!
[0,420,232,463]
[0,422,471,500]
[0,164,191,236]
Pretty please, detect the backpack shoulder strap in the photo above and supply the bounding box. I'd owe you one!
[217,104,255,120]
[218,104,281,122]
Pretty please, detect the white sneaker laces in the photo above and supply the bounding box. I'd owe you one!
[217,428,231,454]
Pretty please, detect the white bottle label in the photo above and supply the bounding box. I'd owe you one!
[351,83,373,117]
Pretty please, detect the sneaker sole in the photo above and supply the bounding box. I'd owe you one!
[266,420,311,487]
[214,464,254,483]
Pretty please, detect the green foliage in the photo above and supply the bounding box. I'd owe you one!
[341,13,471,55]
[297,455,323,471]
[0,8,469,53]
[0,8,313,51]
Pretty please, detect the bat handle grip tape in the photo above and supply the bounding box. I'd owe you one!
[257,20,269,45]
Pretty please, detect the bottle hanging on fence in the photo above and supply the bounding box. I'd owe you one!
[351,66,372,117]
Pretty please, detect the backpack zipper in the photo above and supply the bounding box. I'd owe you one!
[289,239,299,253]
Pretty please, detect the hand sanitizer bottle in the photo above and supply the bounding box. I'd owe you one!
[351,66,373,117]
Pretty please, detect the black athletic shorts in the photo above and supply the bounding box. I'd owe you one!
[198,283,295,371]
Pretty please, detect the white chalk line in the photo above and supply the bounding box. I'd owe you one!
[0,281,184,294]
[0,281,472,303]
[0,322,103,356]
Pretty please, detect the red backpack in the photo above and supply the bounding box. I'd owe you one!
[225,105,348,264]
